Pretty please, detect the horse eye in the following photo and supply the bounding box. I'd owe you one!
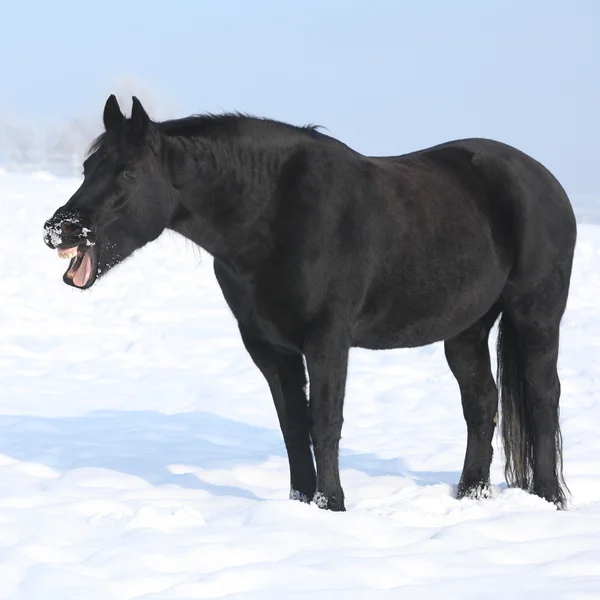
[122,170,138,182]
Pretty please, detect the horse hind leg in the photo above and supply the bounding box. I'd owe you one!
[445,304,501,500]
[498,274,570,509]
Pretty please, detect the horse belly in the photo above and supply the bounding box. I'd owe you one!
[353,265,507,349]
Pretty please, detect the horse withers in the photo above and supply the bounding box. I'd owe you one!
[44,96,577,511]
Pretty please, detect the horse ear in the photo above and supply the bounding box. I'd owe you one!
[130,96,150,135]
[103,94,125,130]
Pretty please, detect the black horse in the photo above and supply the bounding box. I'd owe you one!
[44,96,577,511]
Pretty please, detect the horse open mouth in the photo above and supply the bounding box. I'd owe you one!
[59,244,98,289]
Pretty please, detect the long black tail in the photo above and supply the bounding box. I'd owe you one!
[496,313,568,507]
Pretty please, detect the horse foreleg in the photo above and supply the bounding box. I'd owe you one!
[304,322,350,511]
[239,326,316,503]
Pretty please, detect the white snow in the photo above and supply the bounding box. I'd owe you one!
[1,170,600,598]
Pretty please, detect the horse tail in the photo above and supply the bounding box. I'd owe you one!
[496,312,534,491]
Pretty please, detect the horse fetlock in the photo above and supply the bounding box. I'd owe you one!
[457,478,493,501]
[533,480,567,510]
[289,488,312,503]
[313,490,346,511]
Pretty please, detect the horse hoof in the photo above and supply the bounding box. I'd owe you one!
[313,491,346,511]
[457,480,492,501]
[289,489,312,503]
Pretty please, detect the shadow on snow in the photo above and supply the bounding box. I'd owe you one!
[0,410,463,500]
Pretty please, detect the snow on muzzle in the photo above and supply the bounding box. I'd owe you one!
[44,214,99,289]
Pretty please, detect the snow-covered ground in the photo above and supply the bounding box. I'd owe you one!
[1,170,600,599]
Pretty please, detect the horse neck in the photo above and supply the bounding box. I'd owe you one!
[168,135,281,271]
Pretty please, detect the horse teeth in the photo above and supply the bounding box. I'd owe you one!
[58,248,78,259]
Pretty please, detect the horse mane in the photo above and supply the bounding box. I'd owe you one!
[86,113,327,159]
[158,112,324,140]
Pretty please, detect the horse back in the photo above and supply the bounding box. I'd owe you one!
[306,138,575,348]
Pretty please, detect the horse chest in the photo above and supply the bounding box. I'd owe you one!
[250,283,298,329]
[214,261,304,351]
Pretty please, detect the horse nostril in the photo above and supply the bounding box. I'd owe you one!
[61,222,79,234]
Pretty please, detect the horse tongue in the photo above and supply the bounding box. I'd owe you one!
[73,251,92,287]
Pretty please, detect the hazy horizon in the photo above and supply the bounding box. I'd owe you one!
[1,0,598,196]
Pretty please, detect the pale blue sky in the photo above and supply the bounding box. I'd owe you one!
[1,0,598,195]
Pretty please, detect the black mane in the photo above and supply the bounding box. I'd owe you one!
[159,113,324,140]
[87,112,328,159]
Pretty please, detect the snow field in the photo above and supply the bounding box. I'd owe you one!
[1,171,600,598]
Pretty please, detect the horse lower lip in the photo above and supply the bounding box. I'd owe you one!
[62,244,97,288]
